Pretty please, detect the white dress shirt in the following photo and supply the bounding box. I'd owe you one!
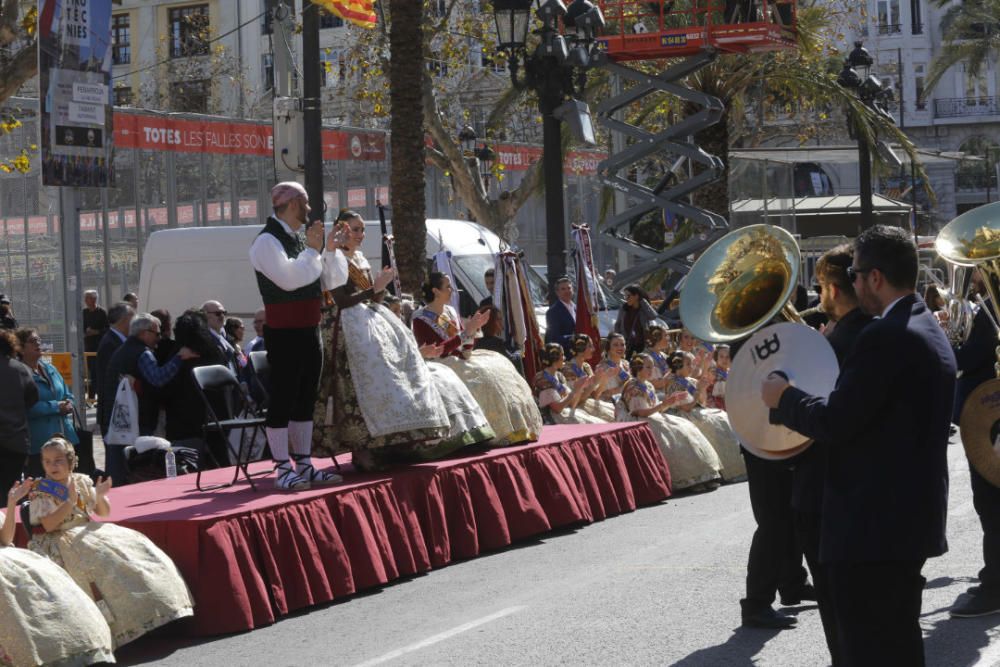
[248,216,323,291]
[561,299,577,322]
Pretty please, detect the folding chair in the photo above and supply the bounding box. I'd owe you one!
[247,350,270,415]
[192,365,268,491]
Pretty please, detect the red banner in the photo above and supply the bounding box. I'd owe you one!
[113,112,386,161]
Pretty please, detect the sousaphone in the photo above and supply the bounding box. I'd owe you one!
[939,202,1000,487]
[680,224,840,460]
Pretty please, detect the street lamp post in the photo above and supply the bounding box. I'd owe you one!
[490,0,604,299]
[836,41,897,231]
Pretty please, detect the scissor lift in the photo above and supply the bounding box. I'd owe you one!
[591,0,798,287]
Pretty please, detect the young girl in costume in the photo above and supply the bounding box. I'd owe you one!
[27,437,194,647]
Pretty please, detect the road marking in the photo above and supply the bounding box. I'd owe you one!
[351,606,527,667]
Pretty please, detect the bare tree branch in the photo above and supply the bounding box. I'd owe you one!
[0,42,37,103]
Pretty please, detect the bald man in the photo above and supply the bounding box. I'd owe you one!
[248,181,341,490]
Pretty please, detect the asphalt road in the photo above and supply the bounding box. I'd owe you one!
[114,433,1000,667]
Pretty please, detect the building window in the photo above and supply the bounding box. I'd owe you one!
[171,79,210,113]
[432,0,447,17]
[321,49,347,86]
[262,53,274,89]
[169,5,210,58]
[113,86,133,107]
[914,64,926,110]
[320,11,343,28]
[876,0,901,34]
[427,57,448,77]
[910,0,923,34]
[112,14,130,65]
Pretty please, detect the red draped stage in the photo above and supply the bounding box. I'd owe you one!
[79,423,669,635]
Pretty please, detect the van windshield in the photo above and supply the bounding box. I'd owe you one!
[451,254,549,307]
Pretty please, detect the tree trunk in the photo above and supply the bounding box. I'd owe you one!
[388,0,426,294]
[691,108,731,225]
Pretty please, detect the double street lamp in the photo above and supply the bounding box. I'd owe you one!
[490,0,605,298]
[458,124,498,192]
[836,41,897,230]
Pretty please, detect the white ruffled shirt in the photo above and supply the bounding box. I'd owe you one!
[321,248,371,291]
[248,216,323,291]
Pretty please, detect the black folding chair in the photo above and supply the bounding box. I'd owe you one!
[247,350,270,415]
[19,501,34,542]
[192,365,268,491]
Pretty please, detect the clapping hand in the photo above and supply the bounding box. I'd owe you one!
[328,222,349,251]
[419,342,445,359]
[7,478,32,505]
[94,476,112,500]
[374,266,395,292]
[464,309,491,334]
[177,346,200,361]
[66,478,79,506]
[305,219,325,251]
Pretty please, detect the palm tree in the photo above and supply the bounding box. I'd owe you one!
[388,0,428,294]
[926,0,1000,95]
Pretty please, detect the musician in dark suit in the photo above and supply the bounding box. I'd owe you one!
[763,225,955,666]
[948,271,1000,618]
[791,244,873,662]
[545,277,576,353]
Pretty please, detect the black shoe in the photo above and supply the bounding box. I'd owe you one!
[967,585,981,596]
[780,584,817,606]
[741,607,798,629]
[950,594,1000,618]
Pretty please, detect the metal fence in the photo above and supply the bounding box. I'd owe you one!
[0,100,606,350]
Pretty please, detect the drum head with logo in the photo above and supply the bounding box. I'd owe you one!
[728,322,840,456]
[961,378,1000,488]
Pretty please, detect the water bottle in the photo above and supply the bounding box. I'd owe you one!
[164,447,177,479]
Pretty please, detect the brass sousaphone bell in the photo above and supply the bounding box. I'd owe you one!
[939,202,1000,487]
[680,225,840,459]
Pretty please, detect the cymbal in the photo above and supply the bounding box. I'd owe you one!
[728,322,839,457]
[960,378,1000,488]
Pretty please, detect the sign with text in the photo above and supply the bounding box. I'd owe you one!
[38,0,115,187]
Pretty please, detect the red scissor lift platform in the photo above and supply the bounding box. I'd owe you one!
[595,0,798,62]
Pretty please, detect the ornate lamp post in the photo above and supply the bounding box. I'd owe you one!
[837,41,897,230]
[490,0,605,298]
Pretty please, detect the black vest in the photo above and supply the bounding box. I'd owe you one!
[104,336,159,436]
[255,217,322,304]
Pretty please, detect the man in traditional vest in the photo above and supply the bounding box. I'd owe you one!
[249,181,341,490]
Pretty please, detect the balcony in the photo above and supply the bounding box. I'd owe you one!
[876,23,902,35]
[934,96,1000,118]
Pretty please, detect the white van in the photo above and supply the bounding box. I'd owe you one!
[137,219,582,344]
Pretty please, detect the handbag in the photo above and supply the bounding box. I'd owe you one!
[71,404,97,475]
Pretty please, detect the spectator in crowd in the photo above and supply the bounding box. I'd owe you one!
[924,283,946,311]
[545,277,576,353]
[485,268,495,295]
[562,333,617,421]
[202,300,238,372]
[596,333,631,402]
[82,290,108,401]
[150,308,178,364]
[122,292,138,310]
[604,269,616,287]
[532,343,601,425]
[614,284,658,356]
[0,295,17,331]
[0,330,37,493]
[15,328,78,478]
[96,302,135,439]
[224,317,248,370]
[162,310,227,462]
[248,308,267,353]
[102,313,199,485]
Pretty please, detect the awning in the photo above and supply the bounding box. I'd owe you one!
[729,146,973,165]
[731,193,913,216]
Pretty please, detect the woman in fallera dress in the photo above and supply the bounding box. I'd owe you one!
[562,333,617,421]
[532,343,604,425]
[663,351,746,482]
[1,479,115,667]
[616,354,723,492]
[412,272,542,446]
[312,211,452,470]
[26,438,193,648]
[596,334,631,402]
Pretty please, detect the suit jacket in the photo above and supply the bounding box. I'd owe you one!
[545,301,576,351]
[790,307,873,514]
[774,294,956,564]
[95,329,125,435]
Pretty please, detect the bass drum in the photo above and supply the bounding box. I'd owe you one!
[960,377,1000,487]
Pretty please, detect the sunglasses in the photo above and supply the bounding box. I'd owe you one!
[846,266,875,283]
[208,310,227,316]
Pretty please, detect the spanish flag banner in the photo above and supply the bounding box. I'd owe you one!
[314,0,378,29]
